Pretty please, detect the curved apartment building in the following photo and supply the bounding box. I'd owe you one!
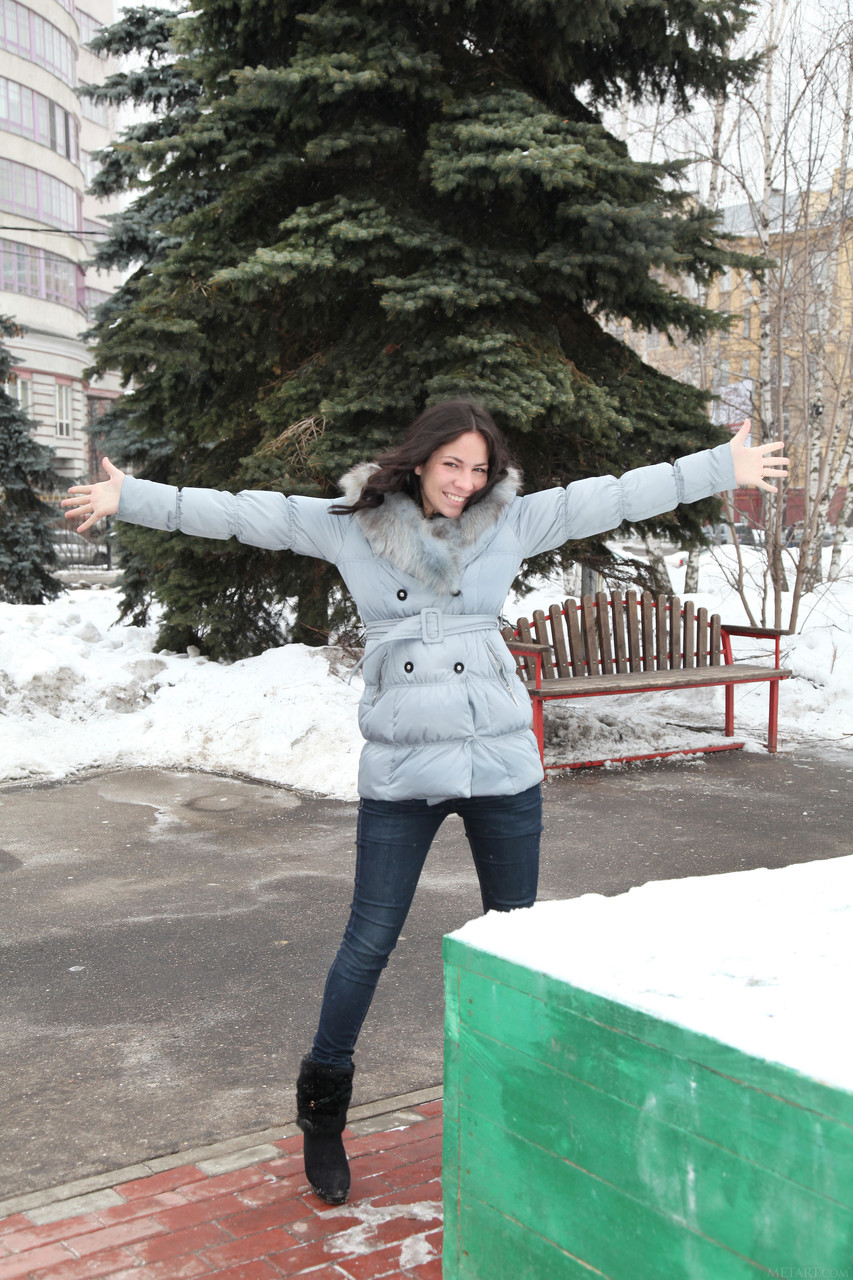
[1,0,123,481]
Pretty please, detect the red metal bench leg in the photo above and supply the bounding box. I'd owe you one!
[768,680,779,753]
[725,683,734,737]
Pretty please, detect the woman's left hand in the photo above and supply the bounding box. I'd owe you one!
[729,420,789,493]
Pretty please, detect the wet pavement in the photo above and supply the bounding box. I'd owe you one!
[0,744,850,1208]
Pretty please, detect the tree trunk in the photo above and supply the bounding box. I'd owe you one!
[757,0,789,621]
[642,537,674,594]
[828,446,852,580]
[683,546,701,593]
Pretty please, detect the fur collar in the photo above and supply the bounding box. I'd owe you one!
[338,463,523,594]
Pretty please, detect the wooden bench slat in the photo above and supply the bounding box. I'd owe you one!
[696,606,709,668]
[516,616,536,681]
[655,593,668,670]
[595,590,614,675]
[710,614,722,666]
[641,591,655,671]
[683,600,695,670]
[625,589,641,672]
[564,597,585,678]
[610,590,628,674]
[669,594,681,670]
[580,595,598,675]
[549,604,571,678]
[532,609,553,679]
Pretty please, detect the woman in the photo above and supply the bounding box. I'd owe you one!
[64,400,787,1205]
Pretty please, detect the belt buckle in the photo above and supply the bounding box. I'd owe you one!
[421,608,443,643]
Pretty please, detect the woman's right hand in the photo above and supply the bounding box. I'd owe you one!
[62,457,125,532]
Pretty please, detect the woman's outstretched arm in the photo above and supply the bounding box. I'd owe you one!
[63,458,348,563]
[514,419,788,557]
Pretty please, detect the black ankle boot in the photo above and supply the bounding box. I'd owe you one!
[296,1054,354,1205]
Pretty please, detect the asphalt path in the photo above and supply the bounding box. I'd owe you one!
[1,746,850,1200]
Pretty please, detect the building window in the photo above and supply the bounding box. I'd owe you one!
[646,329,660,350]
[714,358,730,388]
[55,382,72,436]
[0,79,80,161]
[84,286,110,321]
[80,150,100,186]
[80,95,109,128]
[809,251,828,288]
[43,246,80,306]
[0,236,38,295]
[0,0,76,86]
[83,218,108,257]
[743,306,751,339]
[77,8,104,53]
[0,158,81,231]
[0,238,83,310]
[4,375,31,413]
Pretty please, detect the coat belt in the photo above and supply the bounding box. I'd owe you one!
[365,609,500,647]
[349,610,501,682]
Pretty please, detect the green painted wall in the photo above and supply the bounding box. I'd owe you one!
[443,936,853,1279]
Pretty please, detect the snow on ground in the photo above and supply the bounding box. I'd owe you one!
[0,543,851,797]
[451,853,853,1091]
[0,587,364,797]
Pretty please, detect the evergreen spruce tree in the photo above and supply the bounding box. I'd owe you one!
[0,319,61,605]
[85,0,758,659]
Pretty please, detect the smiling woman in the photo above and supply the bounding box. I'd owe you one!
[61,396,787,1208]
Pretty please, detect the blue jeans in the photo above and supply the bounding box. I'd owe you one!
[311,784,542,1068]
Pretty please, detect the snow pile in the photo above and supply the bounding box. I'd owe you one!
[0,588,363,796]
[450,853,853,1091]
[0,541,850,794]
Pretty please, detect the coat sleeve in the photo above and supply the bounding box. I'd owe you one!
[116,476,348,564]
[512,440,736,557]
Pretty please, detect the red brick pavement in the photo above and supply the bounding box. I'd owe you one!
[0,1105,444,1280]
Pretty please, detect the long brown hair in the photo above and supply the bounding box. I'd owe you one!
[332,400,519,515]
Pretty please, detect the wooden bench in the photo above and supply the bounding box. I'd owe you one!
[504,590,791,771]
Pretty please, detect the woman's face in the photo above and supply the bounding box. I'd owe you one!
[414,430,490,519]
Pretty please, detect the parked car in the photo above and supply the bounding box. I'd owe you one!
[50,529,109,566]
[783,524,835,547]
[710,522,762,546]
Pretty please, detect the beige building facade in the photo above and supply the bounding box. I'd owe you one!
[616,191,852,525]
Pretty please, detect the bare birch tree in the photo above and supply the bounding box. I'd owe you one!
[613,0,853,632]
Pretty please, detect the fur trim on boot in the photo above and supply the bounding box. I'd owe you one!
[296,1055,354,1205]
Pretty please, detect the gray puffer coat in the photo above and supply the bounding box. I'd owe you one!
[117,441,735,802]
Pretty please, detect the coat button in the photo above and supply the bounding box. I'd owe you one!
[404,661,414,673]
[397,589,408,600]
[454,662,464,673]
